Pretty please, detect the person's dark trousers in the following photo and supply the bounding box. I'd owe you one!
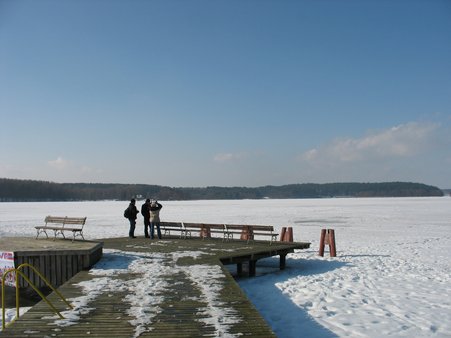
[129,219,136,238]
[150,222,162,239]
[144,218,150,237]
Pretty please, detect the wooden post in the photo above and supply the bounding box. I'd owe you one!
[329,229,337,257]
[240,226,253,241]
[319,229,326,256]
[286,227,293,242]
[249,260,256,277]
[281,227,293,242]
[200,224,211,239]
[280,227,286,242]
[280,254,287,270]
[319,229,337,257]
[237,263,243,275]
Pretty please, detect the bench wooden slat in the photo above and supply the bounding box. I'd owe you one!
[224,224,278,244]
[182,223,227,240]
[160,222,185,238]
[35,216,87,242]
[160,222,278,244]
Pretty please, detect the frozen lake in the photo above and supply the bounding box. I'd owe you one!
[1,197,450,337]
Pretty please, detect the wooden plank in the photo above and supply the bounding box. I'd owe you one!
[56,254,62,286]
[44,255,50,288]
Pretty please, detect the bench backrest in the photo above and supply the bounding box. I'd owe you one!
[45,216,67,225]
[225,224,274,232]
[182,223,225,231]
[204,223,226,230]
[158,221,276,239]
[224,224,245,231]
[160,221,183,228]
[182,222,203,229]
[45,216,87,227]
[248,225,274,232]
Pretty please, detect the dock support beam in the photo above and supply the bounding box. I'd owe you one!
[280,254,287,270]
[237,263,243,275]
[249,260,256,277]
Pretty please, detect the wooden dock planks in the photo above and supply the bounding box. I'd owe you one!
[1,236,310,337]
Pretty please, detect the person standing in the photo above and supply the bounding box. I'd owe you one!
[141,198,151,238]
[124,198,139,238]
[149,200,163,239]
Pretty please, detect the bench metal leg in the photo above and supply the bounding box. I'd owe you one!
[183,230,191,239]
[71,231,85,242]
[36,229,49,239]
[53,230,65,241]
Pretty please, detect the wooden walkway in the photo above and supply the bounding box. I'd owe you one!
[1,236,310,337]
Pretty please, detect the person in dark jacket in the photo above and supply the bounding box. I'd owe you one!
[149,200,163,239]
[141,198,151,238]
[125,198,139,238]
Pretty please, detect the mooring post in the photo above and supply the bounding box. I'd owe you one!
[319,229,327,256]
[200,224,211,239]
[281,227,293,242]
[319,229,337,257]
[240,226,254,241]
[280,227,286,241]
[285,227,293,242]
[329,229,337,257]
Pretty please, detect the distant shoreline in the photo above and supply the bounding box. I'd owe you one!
[0,178,444,202]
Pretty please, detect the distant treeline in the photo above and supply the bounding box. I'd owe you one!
[0,178,444,202]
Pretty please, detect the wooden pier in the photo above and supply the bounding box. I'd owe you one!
[1,236,310,337]
[0,237,102,288]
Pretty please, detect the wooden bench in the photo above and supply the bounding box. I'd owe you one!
[159,221,278,244]
[35,216,87,242]
[183,223,227,240]
[160,221,185,238]
[225,224,278,244]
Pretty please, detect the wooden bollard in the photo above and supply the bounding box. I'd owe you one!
[280,227,286,241]
[329,229,336,257]
[240,226,253,240]
[319,229,337,257]
[200,225,211,239]
[319,229,327,256]
[285,227,293,242]
[281,227,293,242]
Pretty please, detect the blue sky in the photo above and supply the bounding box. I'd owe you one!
[1,0,450,188]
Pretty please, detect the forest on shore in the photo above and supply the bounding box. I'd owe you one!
[0,178,444,202]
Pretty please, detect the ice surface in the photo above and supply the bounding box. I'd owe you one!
[1,197,450,337]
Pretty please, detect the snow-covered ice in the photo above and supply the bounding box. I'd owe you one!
[1,197,450,337]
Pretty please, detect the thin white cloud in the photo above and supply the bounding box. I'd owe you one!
[48,156,70,170]
[46,157,104,180]
[301,122,438,164]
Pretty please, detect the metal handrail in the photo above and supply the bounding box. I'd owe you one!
[2,263,73,330]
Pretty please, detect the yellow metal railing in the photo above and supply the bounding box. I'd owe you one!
[1,263,73,330]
